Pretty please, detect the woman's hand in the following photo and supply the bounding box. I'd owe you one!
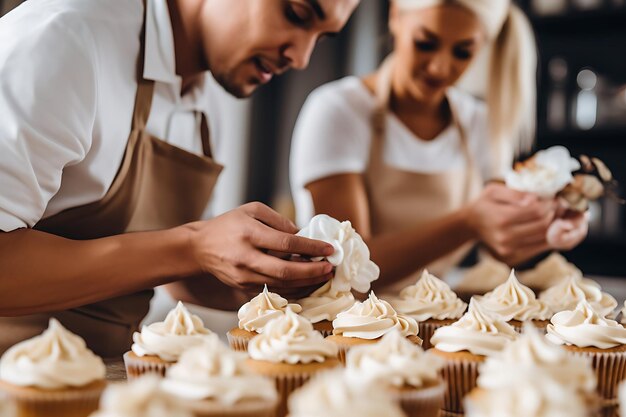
[467,183,557,265]
[182,202,335,293]
[546,208,589,251]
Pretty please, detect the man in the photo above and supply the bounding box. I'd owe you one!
[0,0,359,356]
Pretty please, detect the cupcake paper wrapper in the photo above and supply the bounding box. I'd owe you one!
[186,398,278,417]
[226,332,251,353]
[440,357,481,413]
[567,349,626,401]
[419,322,446,351]
[389,381,446,417]
[274,372,311,417]
[438,410,464,417]
[123,351,172,380]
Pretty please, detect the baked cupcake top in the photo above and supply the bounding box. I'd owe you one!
[547,300,626,349]
[332,292,419,340]
[457,256,510,293]
[237,285,302,333]
[90,375,191,417]
[248,308,337,364]
[518,252,582,290]
[287,369,406,417]
[389,269,467,322]
[345,329,443,389]
[296,214,379,294]
[478,270,552,321]
[430,298,518,356]
[162,335,276,405]
[131,301,213,362]
[297,281,355,323]
[0,318,105,389]
[539,275,617,317]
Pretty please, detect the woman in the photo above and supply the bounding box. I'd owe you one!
[290,0,587,291]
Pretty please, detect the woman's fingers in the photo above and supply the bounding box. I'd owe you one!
[242,202,298,233]
[250,221,334,258]
[245,250,334,285]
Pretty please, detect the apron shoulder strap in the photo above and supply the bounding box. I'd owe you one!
[199,112,215,158]
[131,0,155,131]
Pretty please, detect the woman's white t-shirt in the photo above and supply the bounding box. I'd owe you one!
[290,76,508,227]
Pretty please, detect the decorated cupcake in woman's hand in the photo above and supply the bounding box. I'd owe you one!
[124,301,214,378]
[539,275,617,317]
[327,292,421,363]
[296,214,379,336]
[430,298,518,414]
[227,285,302,352]
[0,319,106,417]
[389,270,467,349]
[346,330,445,417]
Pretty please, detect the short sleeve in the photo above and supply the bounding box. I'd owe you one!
[289,81,372,191]
[0,11,97,231]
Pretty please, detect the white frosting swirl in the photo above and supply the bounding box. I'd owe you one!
[457,257,510,293]
[478,270,552,321]
[287,369,405,417]
[297,214,379,294]
[237,285,302,333]
[505,146,581,198]
[332,292,419,340]
[547,300,626,349]
[297,281,355,323]
[162,335,276,405]
[621,300,626,325]
[539,275,617,317]
[131,302,213,362]
[0,319,105,389]
[248,308,338,364]
[519,252,582,290]
[430,298,518,356]
[345,330,443,388]
[389,270,467,321]
[90,376,192,417]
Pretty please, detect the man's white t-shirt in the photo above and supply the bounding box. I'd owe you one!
[0,0,225,232]
[290,76,508,227]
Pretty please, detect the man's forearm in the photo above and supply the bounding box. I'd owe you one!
[0,226,198,316]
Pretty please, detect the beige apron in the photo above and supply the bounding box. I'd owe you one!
[0,7,223,358]
[366,57,483,292]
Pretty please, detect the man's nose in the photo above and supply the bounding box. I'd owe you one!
[281,33,317,70]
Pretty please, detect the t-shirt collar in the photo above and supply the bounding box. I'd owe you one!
[143,0,178,84]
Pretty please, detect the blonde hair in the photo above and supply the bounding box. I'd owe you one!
[394,0,538,154]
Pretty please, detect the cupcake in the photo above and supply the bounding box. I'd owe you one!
[89,375,191,417]
[124,301,213,379]
[345,330,445,417]
[327,292,421,363]
[246,308,340,417]
[477,269,552,332]
[547,300,626,408]
[227,285,302,352]
[518,252,582,291]
[0,319,106,417]
[620,301,626,325]
[539,275,617,317]
[296,214,380,336]
[161,335,277,417]
[287,369,406,417]
[454,256,510,301]
[0,401,15,417]
[389,269,467,349]
[429,298,518,414]
[465,323,597,417]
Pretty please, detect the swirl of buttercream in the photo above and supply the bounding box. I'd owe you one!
[345,329,443,388]
[478,270,552,321]
[161,335,276,405]
[297,281,355,323]
[287,369,405,417]
[621,301,626,325]
[131,301,213,362]
[539,275,617,317]
[547,300,626,349]
[332,292,419,340]
[237,285,302,333]
[90,376,192,417]
[248,308,338,364]
[297,214,379,294]
[389,270,467,321]
[518,252,582,289]
[0,319,105,389]
[430,298,518,356]
[457,257,510,293]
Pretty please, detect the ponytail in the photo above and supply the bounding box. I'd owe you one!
[488,4,537,155]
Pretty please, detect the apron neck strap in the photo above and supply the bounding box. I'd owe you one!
[131,0,155,131]
[369,54,477,203]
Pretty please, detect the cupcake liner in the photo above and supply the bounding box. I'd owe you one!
[123,351,172,380]
[565,348,626,401]
[186,397,278,417]
[419,321,453,350]
[226,329,257,352]
[509,319,549,334]
[388,381,446,417]
[439,356,481,413]
[438,410,464,417]
[312,321,333,338]
[597,403,619,417]
[0,380,104,417]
